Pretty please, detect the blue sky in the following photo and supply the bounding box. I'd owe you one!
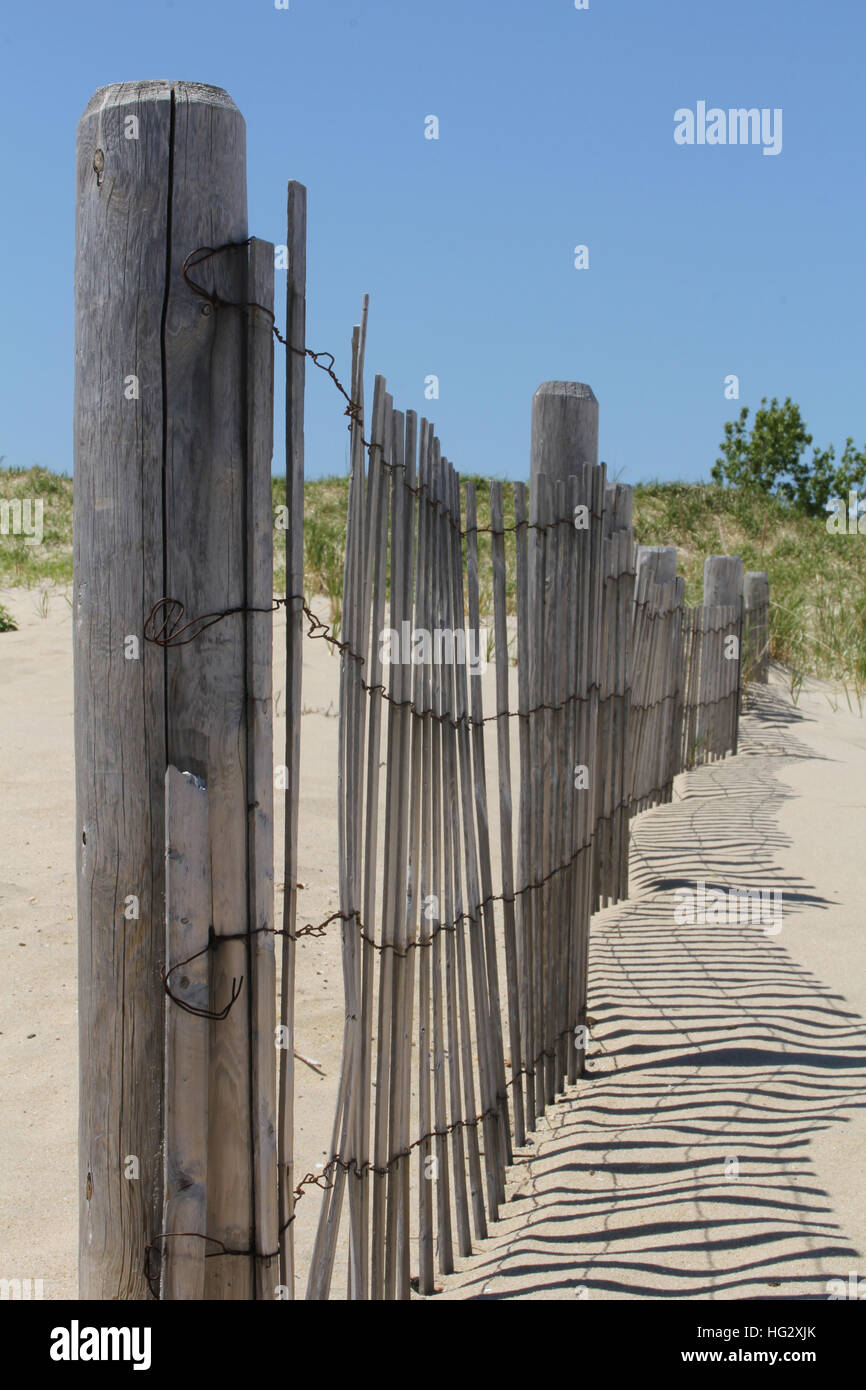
[1,0,863,483]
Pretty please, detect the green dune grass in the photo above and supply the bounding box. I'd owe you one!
[2,465,864,700]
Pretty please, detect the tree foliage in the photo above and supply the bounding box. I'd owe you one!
[711,397,866,517]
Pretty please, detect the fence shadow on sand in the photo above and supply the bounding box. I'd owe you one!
[443,686,866,1300]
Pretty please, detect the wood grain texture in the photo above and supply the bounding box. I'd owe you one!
[703,554,744,608]
[75,81,274,1302]
[75,80,172,1302]
[245,238,277,1299]
[162,767,210,1301]
[160,83,251,1303]
[744,571,770,684]
[279,180,307,1293]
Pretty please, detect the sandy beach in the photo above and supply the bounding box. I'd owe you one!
[1,585,863,1300]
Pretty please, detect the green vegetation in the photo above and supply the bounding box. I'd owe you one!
[4,464,865,701]
[0,466,74,587]
[634,480,866,700]
[712,397,866,519]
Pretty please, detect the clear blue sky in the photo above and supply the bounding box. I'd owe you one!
[1,0,864,483]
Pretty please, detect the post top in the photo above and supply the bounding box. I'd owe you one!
[704,554,744,570]
[80,81,240,121]
[743,570,770,595]
[534,381,598,403]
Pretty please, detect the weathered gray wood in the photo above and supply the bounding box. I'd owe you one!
[344,318,370,1301]
[744,571,770,683]
[575,462,606,1062]
[384,408,414,1300]
[527,383,602,1101]
[306,320,371,1301]
[634,545,677,591]
[552,479,569,1089]
[703,556,744,760]
[466,483,512,1178]
[444,469,492,1239]
[162,767,210,1300]
[513,483,536,1126]
[161,82,257,1303]
[372,394,406,1298]
[310,355,380,1300]
[356,374,389,1296]
[530,382,599,507]
[279,179,307,1294]
[432,444,462,1264]
[703,554,744,608]
[393,412,419,1298]
[415,426,436,1294]
[528,474,546,1120]
[75,80,272,1301]
[537,473,555,1103]
[490,482,525,1147]
[564,475,582,1082]
[448,466,501,1225]
[244,237,278,1301]
[75,79,170,1302]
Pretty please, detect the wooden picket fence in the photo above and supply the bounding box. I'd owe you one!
[72,83,771,1302]
[299,343,761,1299]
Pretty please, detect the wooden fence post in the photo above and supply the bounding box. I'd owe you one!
[74,80,275,1299]
[703,554,743,608]
[703,556,744,757]
[744,570,770,683]
[634,544,677,589]
[528,382,602,1086]
[529,381,598,510]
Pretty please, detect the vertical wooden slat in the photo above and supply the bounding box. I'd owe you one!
[490,482,525,1148]
[441,463,487,1243]
[356,377,389,1297]
[279,179,307,1294]
[383,409,415,1299]
[415,427,436,1294]
[513,483,536,1128]
[433,445,464,1262]
[245,238,277,1300]
[466,484,512,1174]
[372,394,404,1299]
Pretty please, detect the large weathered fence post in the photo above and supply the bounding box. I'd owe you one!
[74,81,275,1299]
[703,554,743,608]
[529,381,598,508]
[743,570,770,683]
[527,382,603,1090]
